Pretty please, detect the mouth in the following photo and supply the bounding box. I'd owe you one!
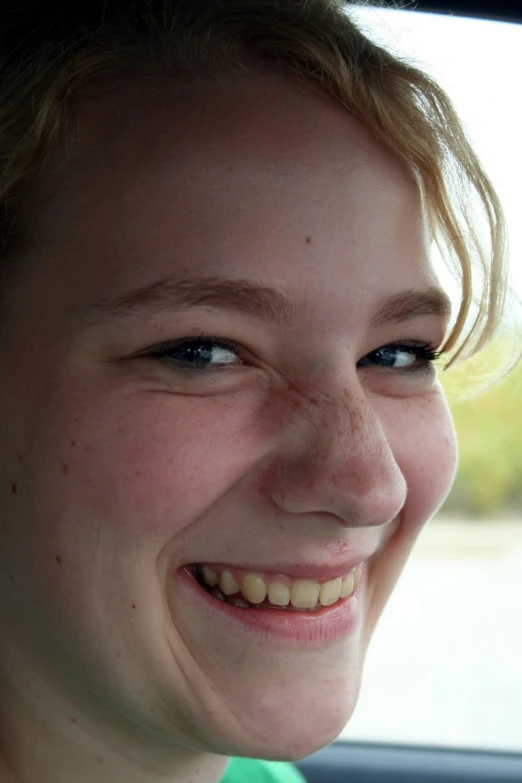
[187,562,362,613]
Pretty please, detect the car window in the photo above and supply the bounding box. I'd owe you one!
[337,5,522,753]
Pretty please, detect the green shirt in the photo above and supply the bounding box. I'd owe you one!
[221,757,307,783]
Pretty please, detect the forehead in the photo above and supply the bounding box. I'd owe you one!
[70,71,419,202]
[28,71,433,327]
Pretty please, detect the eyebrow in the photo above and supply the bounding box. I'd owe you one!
[86,275,452,329]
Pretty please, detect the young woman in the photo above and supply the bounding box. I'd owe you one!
[0,1,515,782]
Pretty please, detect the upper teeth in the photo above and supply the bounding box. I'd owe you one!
[200,564,362,609]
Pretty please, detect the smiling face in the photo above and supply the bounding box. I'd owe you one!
[0,71,457,778]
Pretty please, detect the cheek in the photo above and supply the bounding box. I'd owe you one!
[364,389,457,636]
[31,390,267,542]
[25,381,457,561]
[397,392,458,531]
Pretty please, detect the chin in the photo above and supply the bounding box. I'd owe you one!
[212,678,362,762]
[236,713,354,762]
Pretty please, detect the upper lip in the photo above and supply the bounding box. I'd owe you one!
[187,555,372,582]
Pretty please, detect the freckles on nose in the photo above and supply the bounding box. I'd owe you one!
[278,383,356,431]
[263,388,407,526]
[288,382,403,476]
[309,388,375,447]
[282,388,371,472]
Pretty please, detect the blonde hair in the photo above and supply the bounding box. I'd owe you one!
[0,0,518,373]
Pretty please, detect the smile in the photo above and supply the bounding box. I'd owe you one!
[189,563,363,612]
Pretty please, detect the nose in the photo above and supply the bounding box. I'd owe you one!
[263,380,407,528]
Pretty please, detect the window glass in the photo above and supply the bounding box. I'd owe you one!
[339,7,522,752]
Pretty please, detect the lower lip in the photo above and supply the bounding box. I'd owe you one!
[176,566,363,647]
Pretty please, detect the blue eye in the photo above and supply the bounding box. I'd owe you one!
[147,336,245,371]
[145,337,442,374]
[357,343,442,372]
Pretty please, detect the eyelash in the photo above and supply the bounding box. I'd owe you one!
[145,335,443,374]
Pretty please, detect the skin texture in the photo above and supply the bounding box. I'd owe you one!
[0,71,457,783]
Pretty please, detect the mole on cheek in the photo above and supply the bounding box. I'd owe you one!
[56,555,62,564]
[11,481,17,495]
[305,235,312,244]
